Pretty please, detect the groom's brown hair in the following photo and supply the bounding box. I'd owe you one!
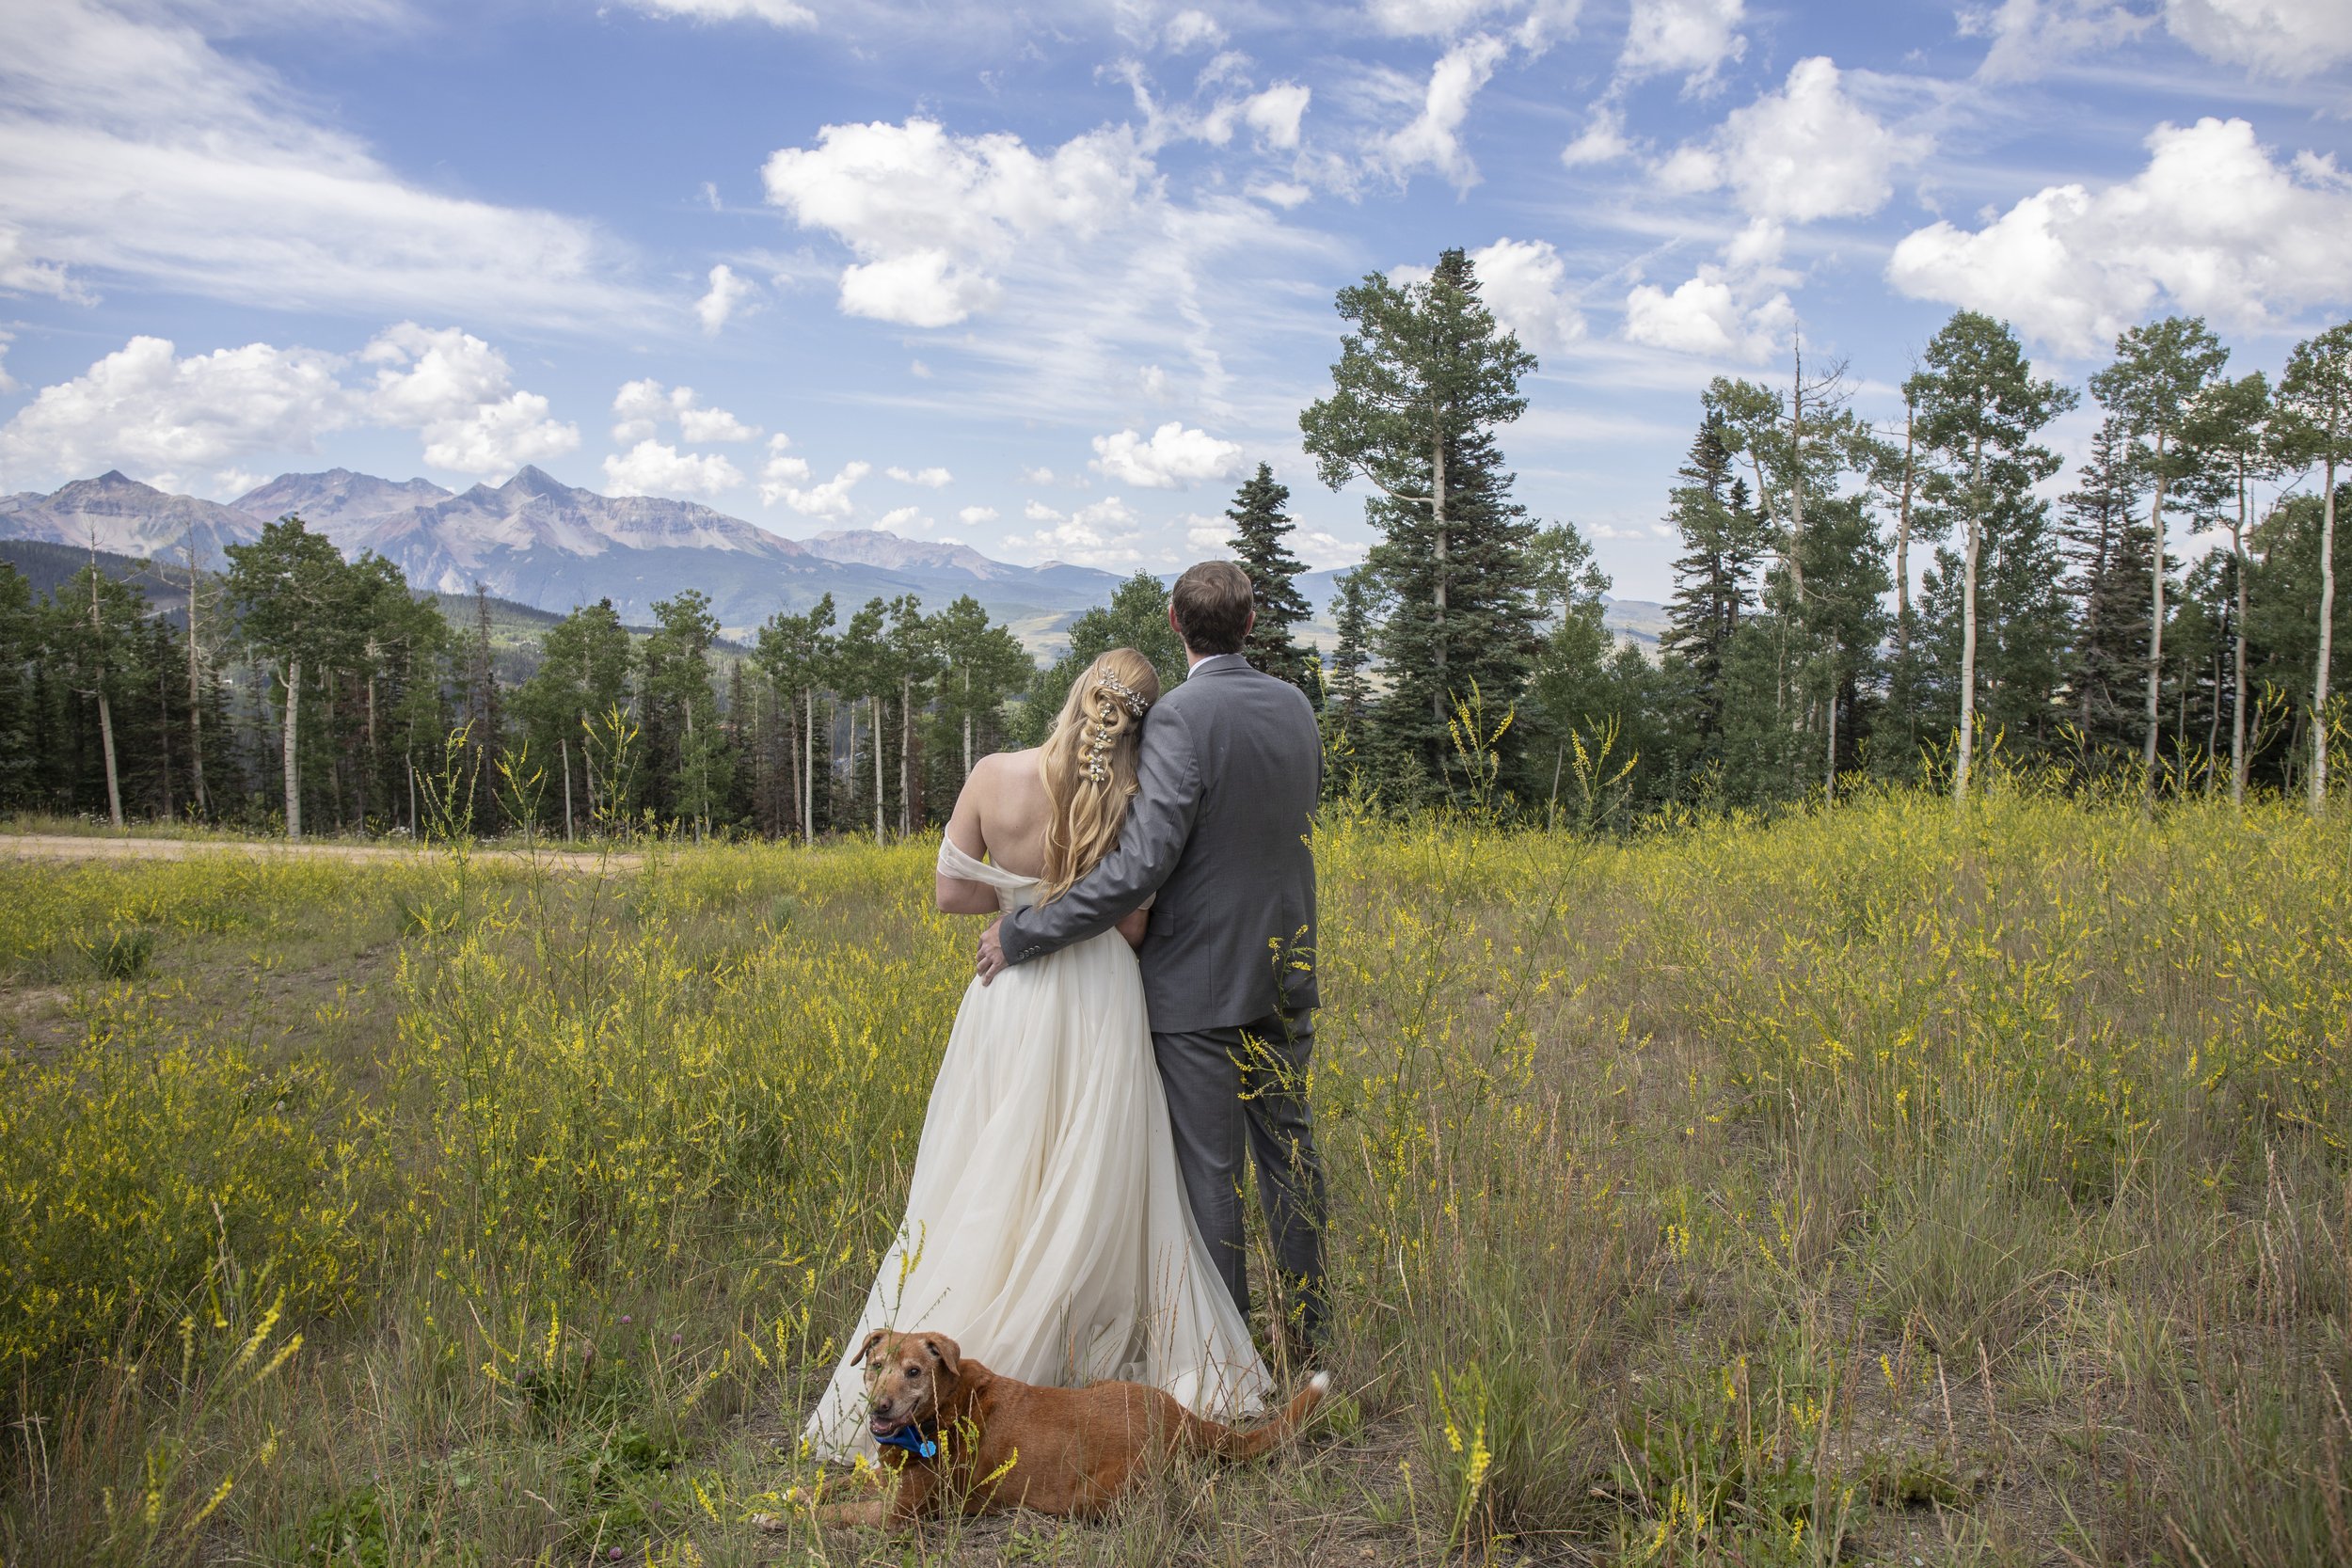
[1170,561,1254,657]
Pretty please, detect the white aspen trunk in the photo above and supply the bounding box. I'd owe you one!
[184,539,207,817]
[1787,341,1805,602]
[1895,404,1916,643]
[1823,673,1838,800]
[87,570,122,828]
[96,689,123,829]
[2143,435,2169,806]
[561,736,574,840]
[2317,451,2338,815]
[899,673,913,837]
[579,711,596,819]
[1430,422,1449,728]
[1957,435,1985,804]
[156,662,173,820]
[803,689,816,847]
[962,665,973,783]
[872,693,885,841]
[283,657,304,841]
[2232,468,2249,809]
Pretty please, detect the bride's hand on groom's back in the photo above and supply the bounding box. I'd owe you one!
[975,918,1007,985]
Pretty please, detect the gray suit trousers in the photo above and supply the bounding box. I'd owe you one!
[1153,1007,1327,1346]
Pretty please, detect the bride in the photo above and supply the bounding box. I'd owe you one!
[803,647,1273,1460]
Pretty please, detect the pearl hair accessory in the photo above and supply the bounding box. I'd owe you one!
[1092,668,1149,718]
[1081,665,1150,784]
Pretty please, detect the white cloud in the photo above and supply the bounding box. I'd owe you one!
[757,435,814,505]
[679,404,758,443]
[610,379,758,444]
[1005,495,1145,568]
[1184,512,1235,552]
[1299,531,1371,568]
[410,392,579,477]
[837,250,1003,327]
[1248,180,1313,207]
[887,465,954,486]
[1465,238,1586,352]
[771,459,871,517]
[909,358,934,379]
[0,0,644,327]
[1023,466,1058,483]
[1624,273,1791,360]
[763,119,1150,326]
[695,262,756,334]
[2165,0,2352,80]
[1960,0,2150,81]
[1618,0,1745,87]
[0,223,86,301]
[0,335,349,491]
[958,504,999,525]
[876,504,932,532]
[1887,117,2352,356]
[1379,34,1511,189]
[602,439,744,498]
[0,329,14,395]
[1243,83,1311,149]
[1560,106,1631,166]
[1368,0,1581,43]
[1661,57,1925,224]
[1138,363,1171,398]
[1090,421,1244,488]
[616,0,814,25]
[0,322,581,489]
[1162,8,1226,50]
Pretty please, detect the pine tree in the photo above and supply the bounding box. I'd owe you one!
[1659,414,1768,771]
[2057,419,2153,758]
[1300,247,1541,800]
[2090,315,2228,803]
[1224,463,1314,694]
[1326,568,1375,726]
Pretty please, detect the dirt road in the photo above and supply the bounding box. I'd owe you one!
[0,833,643,869]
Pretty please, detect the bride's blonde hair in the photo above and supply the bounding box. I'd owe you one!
[1037,646,1162,905]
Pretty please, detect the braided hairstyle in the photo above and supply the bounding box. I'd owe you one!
[1037,646,1162,905]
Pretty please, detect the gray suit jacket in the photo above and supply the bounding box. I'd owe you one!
[998,654,1321,1034]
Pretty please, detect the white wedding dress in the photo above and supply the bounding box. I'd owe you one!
[802,838,1273,1461]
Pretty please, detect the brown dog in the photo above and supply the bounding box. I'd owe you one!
[764,1328,1328,1528]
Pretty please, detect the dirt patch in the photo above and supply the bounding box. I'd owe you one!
[0,833,641,871]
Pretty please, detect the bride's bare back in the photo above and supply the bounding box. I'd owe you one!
[937,749,1147,945]
[946,748,1053,877]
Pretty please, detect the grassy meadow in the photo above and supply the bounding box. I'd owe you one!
[4,785,2350,1566]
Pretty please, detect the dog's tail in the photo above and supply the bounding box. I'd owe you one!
[1188,1371,1330,1462]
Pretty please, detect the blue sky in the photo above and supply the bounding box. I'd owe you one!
[2,0,2348,599]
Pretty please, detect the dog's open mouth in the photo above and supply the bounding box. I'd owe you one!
[869,1415,902,1439]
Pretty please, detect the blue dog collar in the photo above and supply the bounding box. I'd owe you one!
[877,1425,938,1460]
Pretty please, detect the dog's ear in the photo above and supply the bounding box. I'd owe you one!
[854,1329,889,1367]
[920,1334,961,1385]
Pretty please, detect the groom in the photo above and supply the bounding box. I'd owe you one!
[977,560,1327,1356]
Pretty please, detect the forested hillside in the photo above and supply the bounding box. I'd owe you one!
[3,254,2345,837]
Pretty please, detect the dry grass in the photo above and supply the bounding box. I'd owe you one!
[3,779,2349,1566]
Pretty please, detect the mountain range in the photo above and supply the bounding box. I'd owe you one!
[0,467,1665,656]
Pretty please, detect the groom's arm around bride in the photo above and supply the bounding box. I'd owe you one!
[979,561,1329,1356]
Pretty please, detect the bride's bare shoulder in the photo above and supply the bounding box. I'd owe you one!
[964,748,1041,795]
